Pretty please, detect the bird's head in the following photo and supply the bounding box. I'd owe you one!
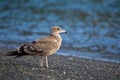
[51,26,66,35]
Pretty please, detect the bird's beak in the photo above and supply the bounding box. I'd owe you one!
[61,30,67,34]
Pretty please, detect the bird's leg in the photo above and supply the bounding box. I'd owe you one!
[45,56,49,68]
[40,56,43,67]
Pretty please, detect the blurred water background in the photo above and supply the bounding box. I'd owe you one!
[0,0,120,63]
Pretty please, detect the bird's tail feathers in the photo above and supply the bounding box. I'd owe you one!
[6,51,18,56]
[6,51,28,58]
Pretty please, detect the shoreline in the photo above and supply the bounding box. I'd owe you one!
[0,49,120,80]
[1,46,120,63]
[58,53,120,64]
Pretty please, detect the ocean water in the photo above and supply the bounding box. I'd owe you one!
[0,0,120,63]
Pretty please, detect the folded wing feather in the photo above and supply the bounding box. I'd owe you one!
[24,36,59,56]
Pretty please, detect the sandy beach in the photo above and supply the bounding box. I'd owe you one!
[0,48,120,80]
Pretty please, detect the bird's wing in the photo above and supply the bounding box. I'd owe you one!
[24,36,58,54]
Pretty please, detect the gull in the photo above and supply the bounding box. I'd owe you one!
[6,26,66,67]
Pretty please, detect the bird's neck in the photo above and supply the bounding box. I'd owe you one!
[50,33,62,41]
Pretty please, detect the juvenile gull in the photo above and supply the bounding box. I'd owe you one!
[6,26,66,67]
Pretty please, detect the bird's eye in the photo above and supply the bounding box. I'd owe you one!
[57,28,60,30]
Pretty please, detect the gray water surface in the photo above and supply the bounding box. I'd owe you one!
[0,0,120,63]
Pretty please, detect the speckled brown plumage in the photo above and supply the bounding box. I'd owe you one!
[6,26,66,67]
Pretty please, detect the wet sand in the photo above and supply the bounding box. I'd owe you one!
[0,49,120,80]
